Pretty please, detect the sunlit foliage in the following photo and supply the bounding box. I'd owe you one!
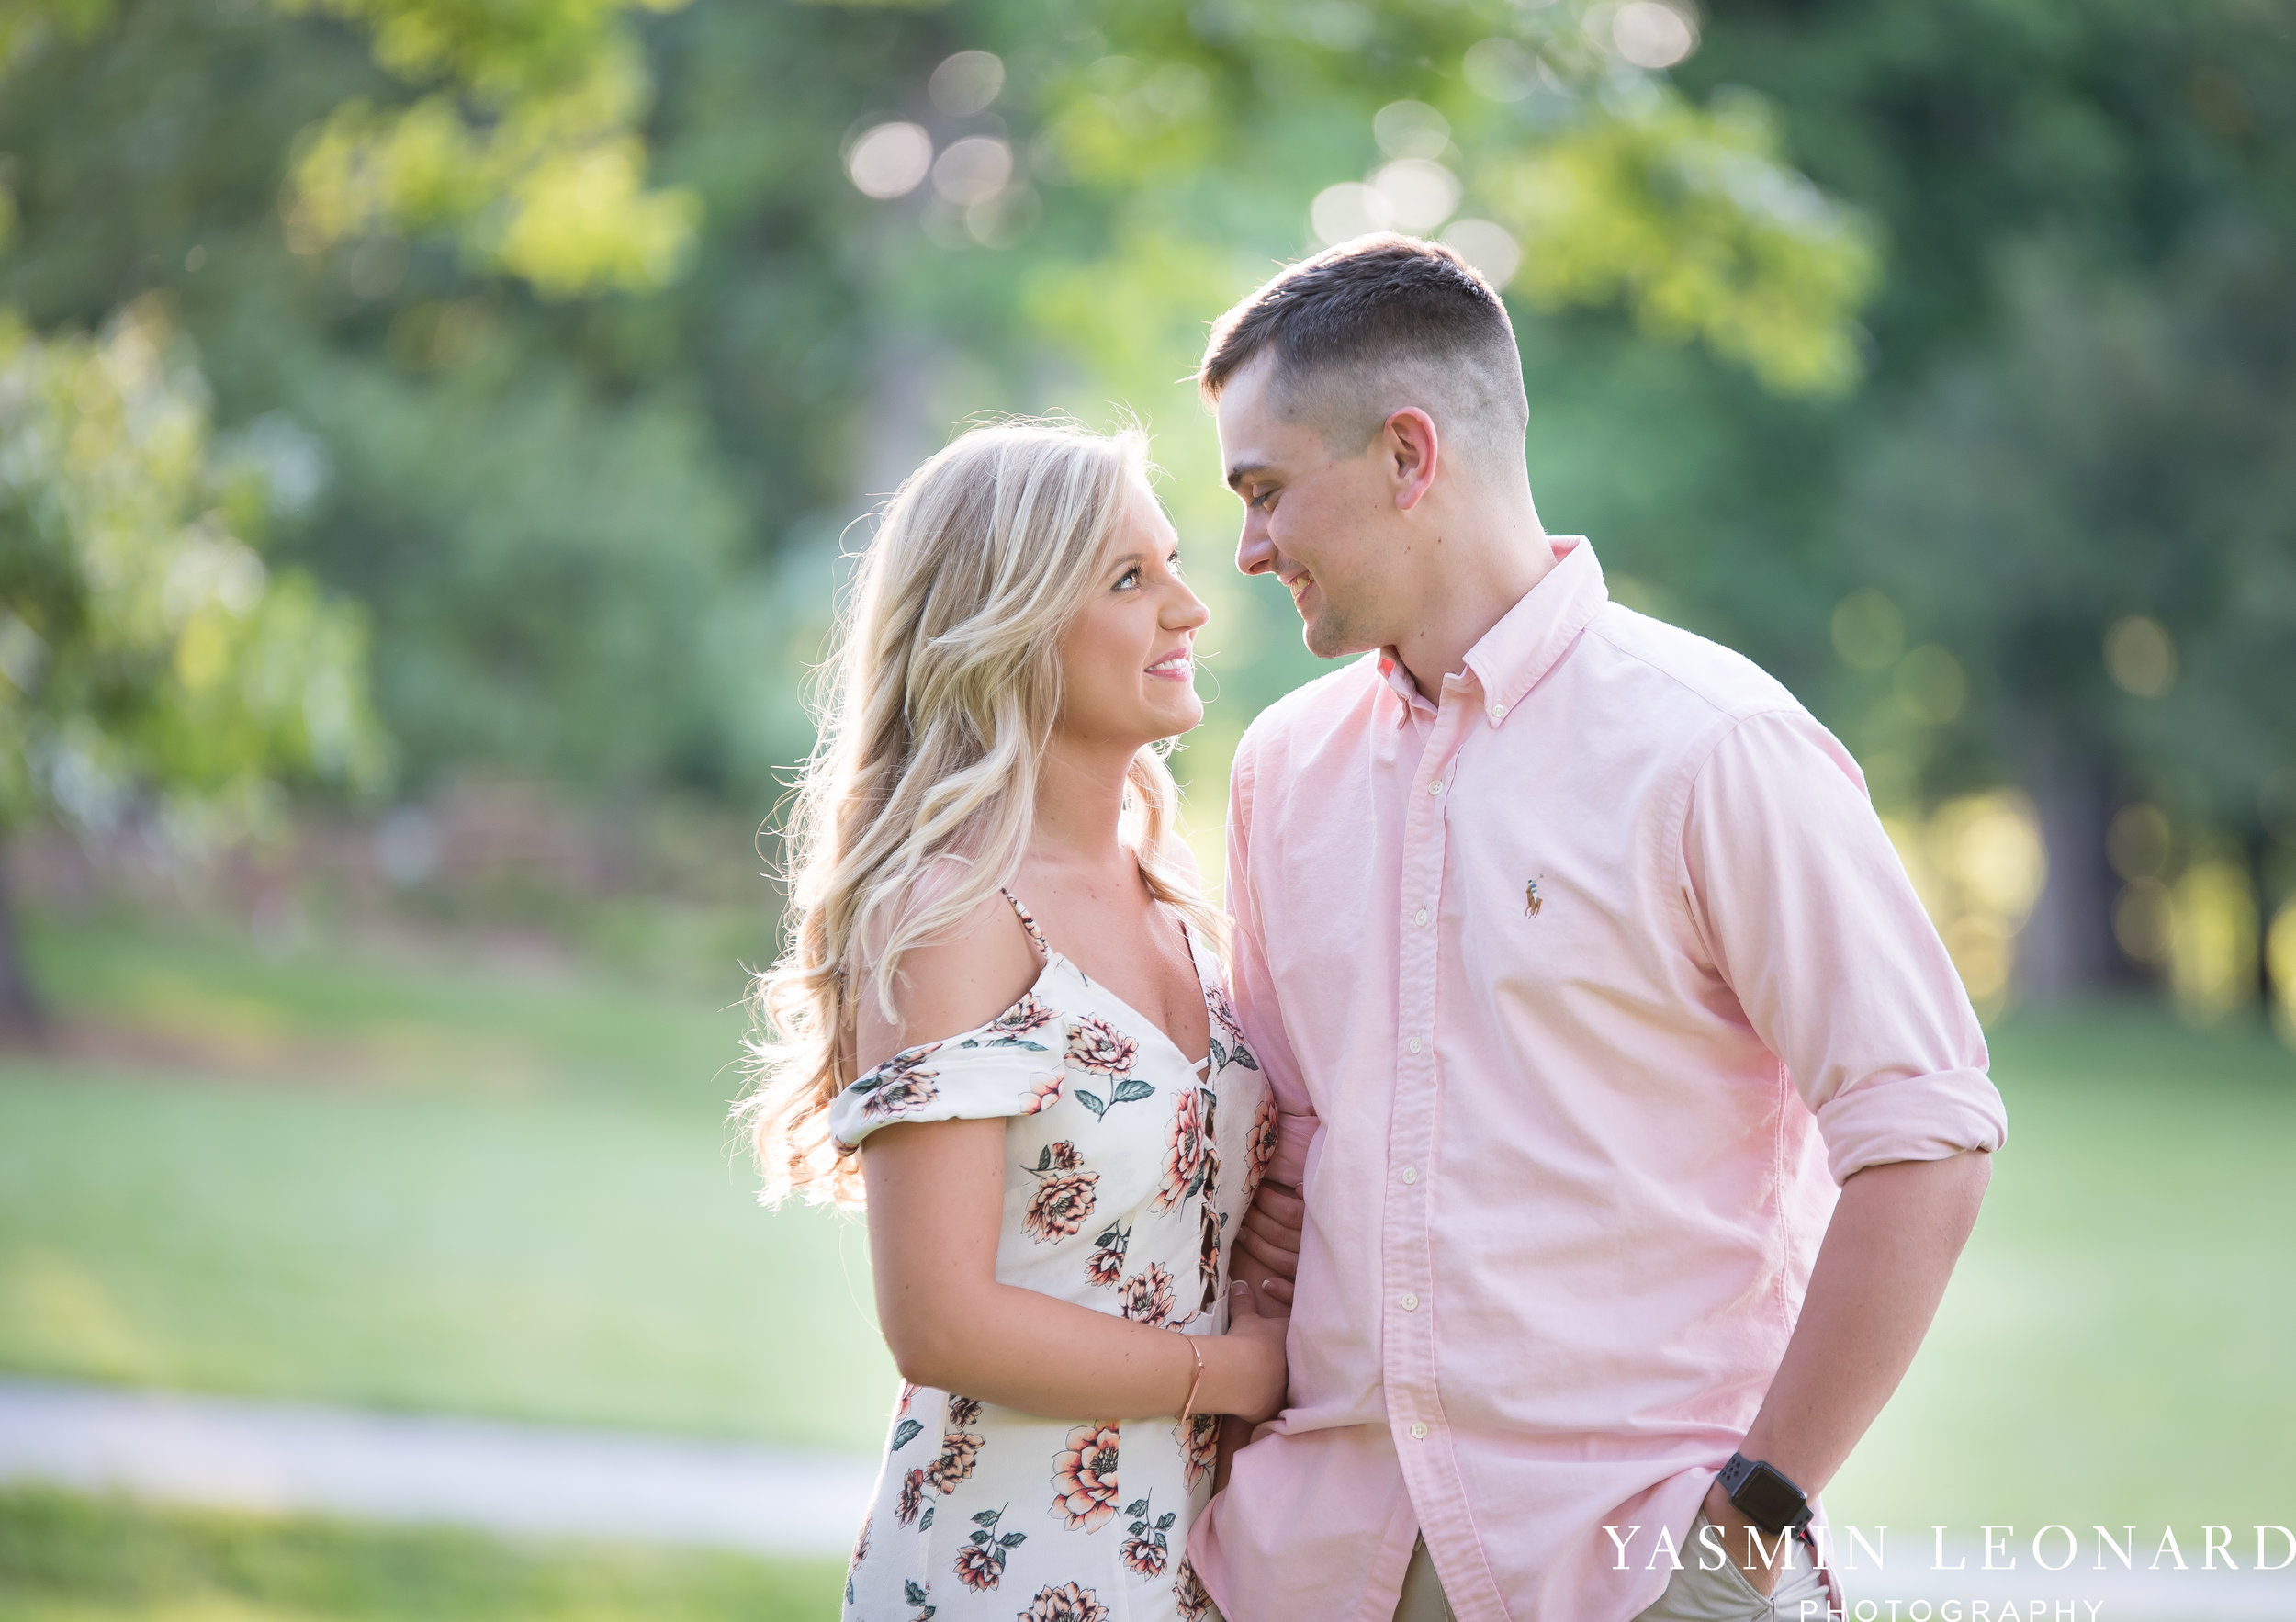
[0,300,385,840]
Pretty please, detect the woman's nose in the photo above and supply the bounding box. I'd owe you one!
[1165,585,1210,632]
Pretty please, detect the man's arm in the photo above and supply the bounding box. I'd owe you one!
[1679,710,2009,1591]
[1704,1150,1990,1592]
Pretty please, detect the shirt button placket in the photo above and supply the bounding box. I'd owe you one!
[1392,721,1461,1494]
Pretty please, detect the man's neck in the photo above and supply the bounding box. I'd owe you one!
[1389,491,1556,701]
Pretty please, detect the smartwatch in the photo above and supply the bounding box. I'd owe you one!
[1716,1451,1813,1535]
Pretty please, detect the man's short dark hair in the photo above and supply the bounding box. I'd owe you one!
[1199,233,1530,474]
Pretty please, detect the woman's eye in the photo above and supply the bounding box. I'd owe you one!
[1115,568,1141,591]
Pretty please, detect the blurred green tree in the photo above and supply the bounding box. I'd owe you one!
[0,300,385,1031]
[1683,0,2296,998]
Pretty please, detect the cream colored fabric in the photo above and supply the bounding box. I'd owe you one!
[1630,1515,1832,1621]
[1392,1537,1458,1622]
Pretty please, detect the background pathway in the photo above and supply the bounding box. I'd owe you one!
[0,1376,876,1558]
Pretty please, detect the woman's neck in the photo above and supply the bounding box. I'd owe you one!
[1030,734,1136,881]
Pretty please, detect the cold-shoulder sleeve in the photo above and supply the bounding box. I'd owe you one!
[827,989,1068,1152]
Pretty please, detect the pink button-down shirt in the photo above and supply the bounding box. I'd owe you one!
[1191,537,2006,1622]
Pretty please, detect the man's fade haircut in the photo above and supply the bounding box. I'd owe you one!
[1198,233,1530,479]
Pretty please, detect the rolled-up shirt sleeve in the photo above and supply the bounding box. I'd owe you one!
[1225,730,1320,1188]
[1681,707,2007,1183]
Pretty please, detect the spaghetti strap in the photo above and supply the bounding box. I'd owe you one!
[999,887,1051,961]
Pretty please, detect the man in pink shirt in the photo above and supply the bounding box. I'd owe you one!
[1189,235,2007,1622]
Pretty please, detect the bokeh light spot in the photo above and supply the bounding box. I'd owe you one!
[1311,182,1394,246]
[1830,588,1905,670]
[1613,1,1698,70]
[929,51,1005,117]
[1463,38,1540,102]
[932,136,1014,207]
[1440,220,1521,287]
[846,122,932,199]
[1374,100,1451,161]
[1371,160,1461,232]
[2104,614,2177,697]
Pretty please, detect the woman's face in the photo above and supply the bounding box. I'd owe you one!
[1052,480,1210,754]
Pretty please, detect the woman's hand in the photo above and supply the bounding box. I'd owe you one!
[1233,1178,1304,1306]
[1217,1277,1290,1425]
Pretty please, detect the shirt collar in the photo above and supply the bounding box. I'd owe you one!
[1376,536,1607,728]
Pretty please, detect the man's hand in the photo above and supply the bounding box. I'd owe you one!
[1232,1178,1303,1305]
[1699,1481,1790,1596]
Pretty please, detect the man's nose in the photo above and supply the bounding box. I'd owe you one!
[1235,513,1277,577]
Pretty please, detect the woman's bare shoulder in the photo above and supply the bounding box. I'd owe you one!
[853,885,1041,1072]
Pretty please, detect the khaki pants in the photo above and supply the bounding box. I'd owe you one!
[1389,1518,1834,1622]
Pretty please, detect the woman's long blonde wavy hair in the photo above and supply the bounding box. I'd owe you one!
[737,420,1224,1208]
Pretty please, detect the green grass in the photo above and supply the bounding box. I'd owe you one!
[6,907,2296,1538]
[1827,1003,2296,1534]
[0,1489,845,1622]
[0,911,896,1451]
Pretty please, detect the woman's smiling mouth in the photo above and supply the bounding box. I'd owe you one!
[1146,649,1194,681]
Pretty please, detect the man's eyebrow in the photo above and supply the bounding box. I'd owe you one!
[1224,458,1276,492]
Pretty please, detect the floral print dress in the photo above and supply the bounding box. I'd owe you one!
[828,890,1277,1622]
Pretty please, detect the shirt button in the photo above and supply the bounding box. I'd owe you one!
[1410,1422,1429,1440]
[1406,1035,1423,1054]
[1491,704,1506,721]
[1428,780,1445,795]
[1414,907,1428,927]
[1400,1166,1419,1185]
[1401,1292,1419,1311]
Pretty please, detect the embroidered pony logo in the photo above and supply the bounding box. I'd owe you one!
[1525,874,1545,918]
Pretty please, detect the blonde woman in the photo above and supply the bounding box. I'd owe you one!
[741,421,1288,1621]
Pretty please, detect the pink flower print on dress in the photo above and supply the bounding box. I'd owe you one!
[1197,1201,1224,1313]
[895,1467,928,1527]
[1174,1558,1213,1621]
[1151,1087,1208,1214]
[1205,985,1246,1048]
[1020,1143,1098,1243]
[1180,1412,1219,1489]
[1019,1072,1064,1115]
[1066,1017,1154,1121]
[1242,1093,1280,1205]
[857,1047,941,1121]
[1120,1486,1179,1577]
[1119,1263,1176,1327]
[951,1541,1002,1591]
[926,1428,982,1493]
[1021,1582,1110,1622]
[1050,1422,1121,1532]
[982,990,1058,1041]
[951,1501,1026,1591]
[1065,1015,1137,1076]
[1085,1218,1128,1289]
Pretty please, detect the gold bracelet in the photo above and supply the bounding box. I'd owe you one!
[1177,1334,1207,1425]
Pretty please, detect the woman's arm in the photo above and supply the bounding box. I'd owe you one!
[854,889,1287,1423]
[863,1118,1287,1421]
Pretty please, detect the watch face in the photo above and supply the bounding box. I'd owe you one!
[1734,1465,1806,1533]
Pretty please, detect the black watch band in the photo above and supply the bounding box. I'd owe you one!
[1716,1451,1813,1536]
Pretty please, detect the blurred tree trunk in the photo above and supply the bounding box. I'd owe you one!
[0,834,45,1042]
[2017,719,2121,999]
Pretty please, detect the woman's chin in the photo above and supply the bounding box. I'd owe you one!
[1134,696,1205,744]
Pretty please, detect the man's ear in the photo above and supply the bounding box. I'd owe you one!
[1383,408,1441,512]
